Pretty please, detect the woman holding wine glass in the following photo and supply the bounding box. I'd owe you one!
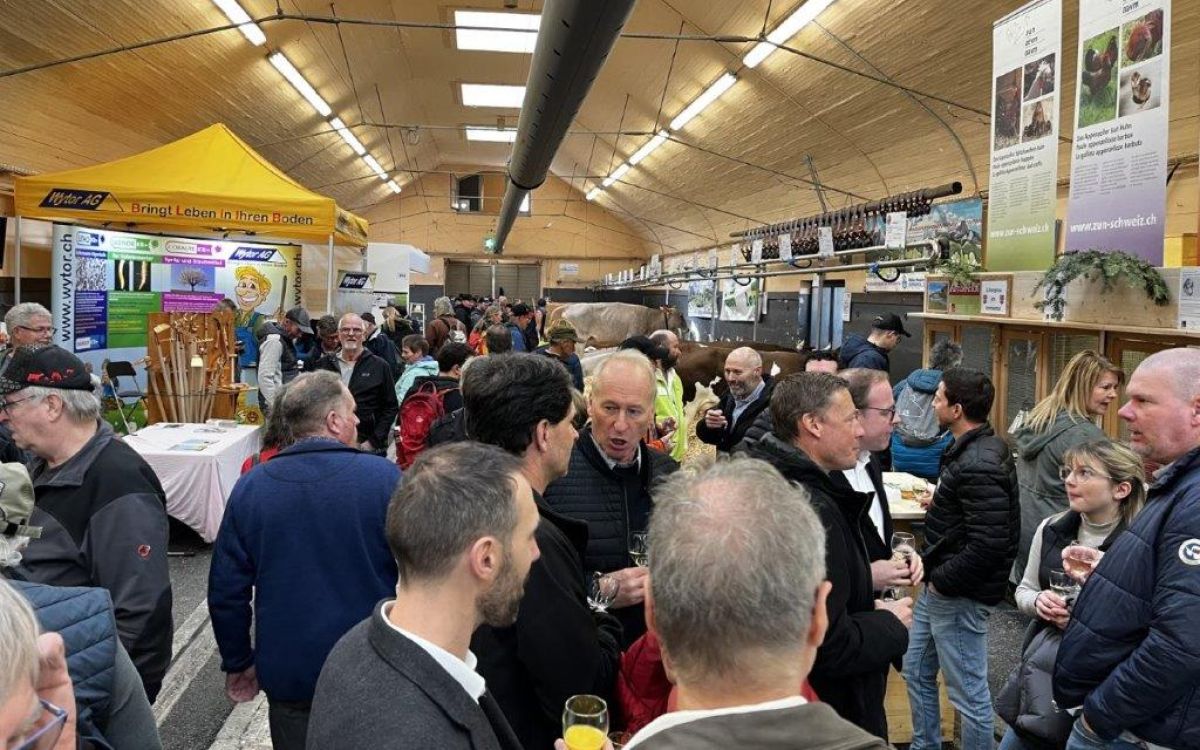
[997,439,1145,750]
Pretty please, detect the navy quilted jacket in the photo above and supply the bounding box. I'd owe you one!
[1055,445,1200,748]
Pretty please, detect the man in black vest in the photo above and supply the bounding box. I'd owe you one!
[307,443,533,750]
[257,307,310,415]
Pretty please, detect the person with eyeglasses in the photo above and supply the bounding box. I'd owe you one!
[0,304,55,376]
[997,439,1145,750]
[313,313,399,456]
[834,369,924,596]
[904,367,1019,750]
[0,578,76,750]
[746,372,911,739]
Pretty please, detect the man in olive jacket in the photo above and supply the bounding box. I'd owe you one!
[904,367,1019,750]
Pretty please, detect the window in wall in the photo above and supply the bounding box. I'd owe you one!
[453,174,482,213]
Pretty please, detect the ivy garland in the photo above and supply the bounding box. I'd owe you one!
[1033,250,1170,321]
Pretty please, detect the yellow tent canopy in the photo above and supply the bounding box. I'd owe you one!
[14,123,367,246]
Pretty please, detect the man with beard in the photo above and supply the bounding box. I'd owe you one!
[696,347,773,454]
[307,443,535,750]
[314,313,399,456]
[465,354,622,750]
[649,330,687,462]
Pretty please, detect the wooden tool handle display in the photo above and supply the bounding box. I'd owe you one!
[145,311,239,424]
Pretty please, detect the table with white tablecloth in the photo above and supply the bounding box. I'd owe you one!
[126,423,261,543]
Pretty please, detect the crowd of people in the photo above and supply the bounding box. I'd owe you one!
[1,304,1199,750]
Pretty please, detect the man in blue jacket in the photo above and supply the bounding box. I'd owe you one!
[208,371,401,750]
[838,313,909,373]
[1055,348,1200,750]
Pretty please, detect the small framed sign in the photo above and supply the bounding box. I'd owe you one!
[979,276,1012,317]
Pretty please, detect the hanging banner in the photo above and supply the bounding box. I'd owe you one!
[51,223,300,376]
[1065,0,1169,263]
[987,0,1062,271]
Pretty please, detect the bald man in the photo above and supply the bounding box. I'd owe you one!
[1055,348,1200,749]
[314,313,399,454]
[696,346,774,454]
[542,349,679,646]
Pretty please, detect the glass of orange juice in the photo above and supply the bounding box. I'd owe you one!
[563,695,609,750]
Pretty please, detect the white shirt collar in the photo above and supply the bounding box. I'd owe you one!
[591,434,641,472]
[381,601,486,702]
[625,695,807,749]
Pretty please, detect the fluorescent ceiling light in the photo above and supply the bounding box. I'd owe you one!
[670,73,738,131]
[454,11,540,53]
[363,154,388,180]
[330,117,366,155]
[387,179,402,194]
[628,130,669,166]
[212,0,266,46]
[743,0,837,68]
[269,52,332,117]
[465,126,519,143]
[461,83,526,108]
[586,187,602,201]
[520,194,531,212]
[601,163,631,188]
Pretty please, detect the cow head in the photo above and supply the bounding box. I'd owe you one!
[659,305,687,336]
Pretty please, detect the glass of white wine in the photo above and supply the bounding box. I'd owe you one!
[563,695,609,750]
[629,532,649,567]
[588,573,619,613]
[883,532,917,601]
[1049,569,1081,610]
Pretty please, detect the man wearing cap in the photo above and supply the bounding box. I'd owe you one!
[507,304,534,352]
[258,306,311,415]
[1,345,172,702]
[838,313,910,374]
[536,320,585,391]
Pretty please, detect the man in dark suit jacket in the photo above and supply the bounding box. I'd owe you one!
[307,443,537,750]
[696,347,773,453]
[831,369,923,596]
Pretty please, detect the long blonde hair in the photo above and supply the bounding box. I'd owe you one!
[1024,350,1123,433]
[1062,439,1146,528]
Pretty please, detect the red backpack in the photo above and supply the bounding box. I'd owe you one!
[396,381,458,469]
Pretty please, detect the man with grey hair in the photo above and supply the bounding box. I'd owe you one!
[0,303,54,374]
[1055,348,1200,750]
[209,371,400,749]
[544,349,679,647]
[309,443,534,750]
[314,313,398,455]
[619,457,887,750]
[0,345,172,703]
[697,347,773,454]
[746,372,910,739]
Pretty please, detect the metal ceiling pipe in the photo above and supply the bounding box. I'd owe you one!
[492,0,638,253]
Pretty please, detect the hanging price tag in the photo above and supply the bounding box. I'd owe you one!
[818,227,835,258]
[751,239,764,263]
[778,233,793,260]
[885,211,908,250]
[729,246,739,267]
[708,249,718,269]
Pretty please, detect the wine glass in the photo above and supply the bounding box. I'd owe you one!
[629,532,649,567]
[563,695,609,750]
[1062,542,1103,583]
[883,532,917,601]
[587,573,619,613]
[1049,569,1081,610]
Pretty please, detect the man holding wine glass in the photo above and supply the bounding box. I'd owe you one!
[1055,349,1200,750]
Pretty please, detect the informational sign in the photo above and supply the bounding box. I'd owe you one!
[334,270,376,317]
[818,227,835,258]
[980,277,1013,316]
[1178,268,1200,329]
[865,271,928,293]
[559,262,580,277]
[51,224,300,375]
[885,211,909,250]
[778,233,793,260]
[751,239,764,263]
[987,0,1062,271]
[365,242,415,293]
[1065,0,1170,264]
[719,278,762,322]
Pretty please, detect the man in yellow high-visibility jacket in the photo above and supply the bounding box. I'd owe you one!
[650,330,687,462]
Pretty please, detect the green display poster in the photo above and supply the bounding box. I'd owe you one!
[107,292,162,348]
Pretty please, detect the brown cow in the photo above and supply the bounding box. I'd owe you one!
[675,343,813,403]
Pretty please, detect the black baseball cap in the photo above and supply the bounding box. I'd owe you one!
[510,303,531,316]
[873,313,911,337]
[360,312,376,324]
[0,345,94,395]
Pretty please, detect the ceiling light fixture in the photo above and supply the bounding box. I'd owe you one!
[461,83,526,108]
[628,130,669,166]
[363,155,388,180]
[212,0,266,46]
[268,52,332,117]
[454,10,540,54]
[387,179,402,194]
[585,187,602,201]
[669,73,738,131]
[465,127,519,143]
[601,163,631,188]
[329,117,366,155]
[742,0,837,69]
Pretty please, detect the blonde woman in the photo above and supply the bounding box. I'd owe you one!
[1010,350,1123,582]
[998,439,1145,750]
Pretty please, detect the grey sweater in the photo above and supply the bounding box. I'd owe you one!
[628,701,888,750]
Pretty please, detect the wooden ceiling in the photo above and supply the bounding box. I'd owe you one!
[0,0,1195,256]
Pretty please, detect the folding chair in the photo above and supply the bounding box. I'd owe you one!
[104,360,146,435]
